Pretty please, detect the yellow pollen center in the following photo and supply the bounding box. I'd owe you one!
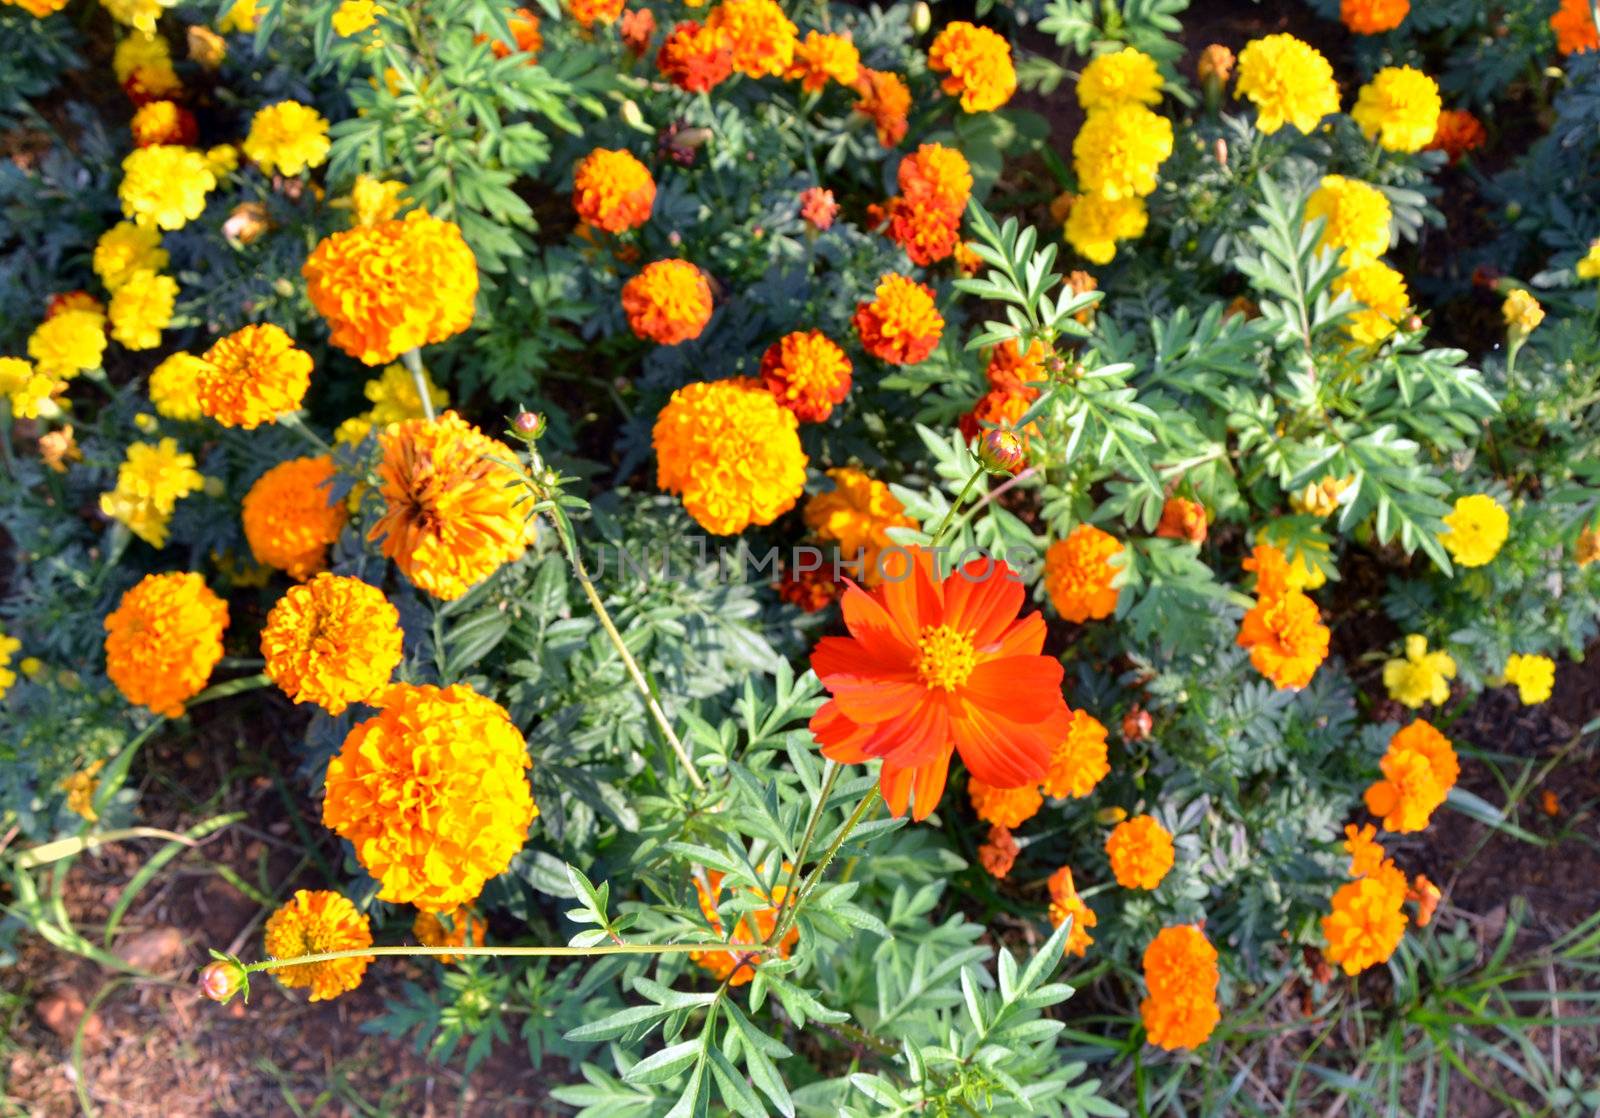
[916,625,978,691]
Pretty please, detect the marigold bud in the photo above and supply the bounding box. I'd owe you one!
[910,1,931,33]
[513,410,545,437]
[977,427,1027,475]
[1122,706,1152,741]
[199,959,247,1004]
[1196,44,1234,86]
[1403,314,1423,333]
[1214,138,1228,168]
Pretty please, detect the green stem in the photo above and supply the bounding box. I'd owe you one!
[930,468,985,548]
[278,412,333,455]
[401,349,436,421]
[247,939,760,974]
[770,762,841,932]
[767,785,881,948]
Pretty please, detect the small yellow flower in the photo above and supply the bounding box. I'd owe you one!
[94,222,170,291]
[1350,66,1441,153]
[61,760,107,822]
[347,175,406,227]
[0,357,64,420]
[108,268,178,351]
[332,0,383,36]
[28,309,107,379]
[218,0,262,33]
[1290,475,1354,518]
[1501,654,1555,705]
[1501,289,1544,338]
[1332,260,1409,346]
[1439,493,1509,568]
[1382,634,1456,709]
[98,437,205,548]
[1577,240,1600,281]
[205,144,241,177]
[0,628,20,700]
[244,101,332,177]
[120,145,217,230]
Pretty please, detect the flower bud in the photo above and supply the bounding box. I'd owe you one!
[619,99,647,133]
[977,427,1026,475]
[199,959,247,1004]
[1122,706,1152,742]
[1095,805,1128,825]
[513,410,545,438]
[1196,44,1234,111]
[910,1,931,33]
[1403,314,1423,333]
[1213,137,1228,169]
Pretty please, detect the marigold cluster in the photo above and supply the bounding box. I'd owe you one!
[241,456,348,579]
[760,330,852,422]
[1351,67,1441,153]
[1236,542,1330,690]
[1047,866,1098,957]
[1333,261,1410,346]
[262,573,402,714]
[690,867,799,986]
[98,437,204,548]
[1043,709,1110,799]
[969,778,1043,829]
[1322,864,1407,975]
[120,145,216,231]
[1439,493,1508,568]
[1306,175,1392,266]
[1501,653,1555,705]
[622,258,715,345]
[1063,193,1149,264]
[873,142,973,265]
[104,572,228,718]
[788,31,859,91]
[572,148,656,233]
[1140,925,1220,1049]
[197,323,313,428]
[1383,634,1456,709]
[707,0,795,78]
[1341,0,1407,34]
[1365,719,1458,833]
[853,273,943,365]
[1234,34,1340,135]
[264,890,373,1001]
[657,21,733,93]
[927,21,1015,113]
[1045,524,1123,623]
[413,907,488,964]
[1106,814,1174,890]
[1073,103,1173,202]
[108,268,177,351]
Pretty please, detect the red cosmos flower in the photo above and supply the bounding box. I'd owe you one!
[808,547,1070,820]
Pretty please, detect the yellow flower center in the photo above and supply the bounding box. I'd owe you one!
[916,624,977,691]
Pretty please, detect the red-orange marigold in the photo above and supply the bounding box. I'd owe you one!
[852,272,943,365]
[657,21,734,92]
[572,148,655,233]
[622,258,715,345]
[760,329,853,422]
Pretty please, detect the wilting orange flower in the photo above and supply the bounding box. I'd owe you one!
[241,456,348,579]
[1365,719,1458,833]
[760,329,852,422]
[1047,866,1098,957]
[1322,861,1407,974]
[104,572,228,718]
[567,0,624,26]
[1140,925,1220,1049]
[262,573,403,714]
[413,907,487,963]
[302,209,479,366]
[969,778,1043,828]
[487,8,542,58]
[620,6,655,54]
[690,866,798,986]
[196,323,312,429]
[1044,524,1123,623]
[1106,814,1174,890]
[1043,708,1109,799]
[371,412,533,600]
[1236,544,1329,690]
[799,186,838,229]
[657,21,734,92]
[1155,497,1207,543]
[787,30,859,91]
[1408,874,1441,926]
[622,258,715,344]
[853,68,911,147]
[1341,0,1407,34]
[853,272,943,365]
[809,547,1072,820]
[573,148,655,233]
[707,0,796,78]
[927,21,1016,112]
[264,890,373,1001]
[1427,109,1486,162]
[803,467,915,585]
[1552,0,1599,54]
[1343,822,1388,878]
[977,825,1018,878]
[776,561,842,612]
[324,683,536,910]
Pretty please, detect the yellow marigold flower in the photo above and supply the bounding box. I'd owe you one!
[218,0,261,31]
[1321,862,1407,975]
[94,222,169,291]
[147,352,207,421]
[1140,925,1220,1049]
[303,209,480,365]
[707,0,796,78]
[1333,260,1409,346]
[690,865,799,986]
[334,362,447,445]
[1439,493,1508,568]
[262,573,402,713]
[108,268,177,351]
[1351,66,1441,153]
[927,21,1015,113]
[1234,33,1339,135]
[6,0,71,15]
[243,100,331,177]
[1305,175,1392,266]
[653,378,807,535]
[572,148,656,233]
[1077,46,1163,111]
[1063,193,1148,264]
[197,323,313,429]
[60,759,105,822]
[1106,813,1174,890]
[760,329,853,423]
[119,145,216,231]
[0,356,55,420]
[1343,822,1388,878]
[242,456,348,579]
[1552,0,1600,54]
[803,466,914,584]
[263,890,372,1001]
[787,30,860,91]
[28,309,106,379]
[104,571,228,717]
[1365,719,1457,833]
[370,412,534,600]
[1045,524,1123,623]
[1043,708,1110,799]
[39,424,81,473]
[1501,288,1544,336]
[0,628,19,700]
[968,778,1043,828]
[1342,0,1408,34]
[1577,240,1600,280]
[324,683,537,910]
[98,437,204,548]
[205,144,240,176]
[104,0,170,34]
[1383,634,1456,709]
[1073,103,1173,202]
[852,272,943,365]
[112,31,170,82]
[413,907,487,964]
[1047,866,1098,957]
[347,174,405,227]
[1501,653,1555,705]
[332,0,382,36]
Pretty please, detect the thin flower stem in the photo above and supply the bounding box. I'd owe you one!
[930,467,985,548]
[278,411,333,455]
[401,349,436,421]
[767,785,881,948]
[771,762,841,931]
[245,940,758,974]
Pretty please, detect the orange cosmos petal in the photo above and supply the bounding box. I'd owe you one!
[881,744,955,820]
[950,700,1060,787]
[812,701,875,762]
[839,581,919,659]
[941,559,1025,647]
[962,656,1065,722]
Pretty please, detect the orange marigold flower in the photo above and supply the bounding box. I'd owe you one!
[196,323,312,429]
[371,412,533,600]
[324,683,537,910]
[1341,0,1407,35]
[760,329,853,422]
[1044,524,1123,623]
[1408,873,1441,927]
[572,148,655,233]
[1155,497,1207,543]
[622,258,715,344]
[241,456,348,579]
[104,571,228,718]
[706,0,796,78]
[803,466,915,585]
[264,890,373,1002]
[799,185,838,229]
[1106,813,1175,890]
[1140,925,1220,1049]
[776,560,842,612]
[620,6,655,54]
[809,547,1072,820]
[654,378,807,534]
[787,30,859,91]
[302,209,479,366]
[1237,586,1329,690]
[1043,708,1109,799]
[1047,866,1098,957]
[261,573,403,714]
[853,272,943,365]
[984,338,1046,395]
[657,21,734,93]
[690,866,798,986]
[953,240,982,275]
[899,142,972,212]
[1364,719,1457,833]
[927,21,1016,113]
[1322,862,1408,974]
[567,0,623,26]
[413,906,487,963]
[1343,822,1388,878]
[852,68,911,147]
[487,7,542,58]
[873,195,962,265]
[969,777,1043,828]
[977,825,1018,878]
[958,386,1033,445]
[1552,0,1599,54]
[1427,109,1486,163]
[130,100,197,147]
